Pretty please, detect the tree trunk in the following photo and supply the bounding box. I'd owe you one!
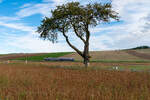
[83,25,90,68]
[84,57,89,68]
[83,41,90,67]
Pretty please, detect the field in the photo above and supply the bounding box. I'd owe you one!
[0,49,150,62]
[14,52,72,61]
[63,49,150,61]
[0,62,150,100]
[0,49,149,99]
[0,52,72,61]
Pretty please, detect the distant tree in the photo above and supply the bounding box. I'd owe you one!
[131,46,150,50]
[37,2,119,67]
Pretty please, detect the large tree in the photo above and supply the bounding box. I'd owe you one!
[37,2,119,67]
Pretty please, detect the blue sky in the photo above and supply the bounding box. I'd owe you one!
[0,0,150,54]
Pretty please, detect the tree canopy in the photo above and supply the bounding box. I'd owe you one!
[37,2,119,67]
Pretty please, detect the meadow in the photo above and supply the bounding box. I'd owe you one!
[0,49,149,100]
[0,62,149,100]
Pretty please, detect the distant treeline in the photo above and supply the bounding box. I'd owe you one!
[129,46,150,50]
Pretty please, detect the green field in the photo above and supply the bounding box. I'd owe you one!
[14,52,72,61]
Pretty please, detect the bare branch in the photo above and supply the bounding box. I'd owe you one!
[62,30,84,57]
[72,25,86,43]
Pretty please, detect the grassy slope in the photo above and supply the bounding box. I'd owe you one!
[134,48,150,54]
[15,52,72,61]
[63,49,150,62]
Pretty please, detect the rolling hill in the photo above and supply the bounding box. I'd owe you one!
[0,48,150,62]
[63,49,150,61]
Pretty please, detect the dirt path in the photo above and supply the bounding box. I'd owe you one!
[126,50,150,60]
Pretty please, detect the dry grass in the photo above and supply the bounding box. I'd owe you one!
[134,49,150,54]
[40,61,150,67]
[5,60,150,67]
[0,63,149,100]
[63,50,146,61]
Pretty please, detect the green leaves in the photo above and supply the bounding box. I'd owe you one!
[37,2,119,43]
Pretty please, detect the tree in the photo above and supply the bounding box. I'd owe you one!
[37,2,119,67]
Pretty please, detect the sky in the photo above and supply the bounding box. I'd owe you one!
[0,0,150,54]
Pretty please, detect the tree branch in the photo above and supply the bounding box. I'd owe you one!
[72,25,86,44]
[62,30,84,57]
[83,24,90,57]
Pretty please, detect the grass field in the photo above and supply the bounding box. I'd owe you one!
[0,62,149,100]
[14,52,72,61]
[0,49,149,99]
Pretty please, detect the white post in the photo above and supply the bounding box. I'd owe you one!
[116,66,118,70]
[25,53,28,64]
[87,62,90,66]
[7,60,10,64]
[25,60,28,64]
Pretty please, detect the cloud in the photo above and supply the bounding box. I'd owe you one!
[90,35,115,50]
[20,3,33,9]
[0,21,35,32]
[43,0,65,4]
[99,0,150,49]
[0,16,20,22]
[0,33,72,54]
[1,0,150,54]
[16,3,53,18]
[16,0,109,18]
[15,0,150,52]
[16,0,69,18]
[142,13,150,33]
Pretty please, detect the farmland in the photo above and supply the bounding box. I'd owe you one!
[0,52,72,61]
[63,49,150,62]
[0,49,150,62]
[0,49,149,99]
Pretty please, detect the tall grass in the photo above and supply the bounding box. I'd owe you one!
[0,63,149,99]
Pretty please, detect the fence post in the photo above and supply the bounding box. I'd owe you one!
[7,60,10,64]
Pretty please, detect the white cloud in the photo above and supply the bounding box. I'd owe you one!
[1,33,72,54]
[20,3,33,8]
[99,0,150,49]
[0,21,35,32]
[16,3,53,18]
[0,16,20,21]
[14,0,150,52]
[43,0,66,5]
[90,35,115,50]
[16,0,108,18]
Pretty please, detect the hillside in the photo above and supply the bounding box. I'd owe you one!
[0,49,150,62]
[63,49,150,61]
